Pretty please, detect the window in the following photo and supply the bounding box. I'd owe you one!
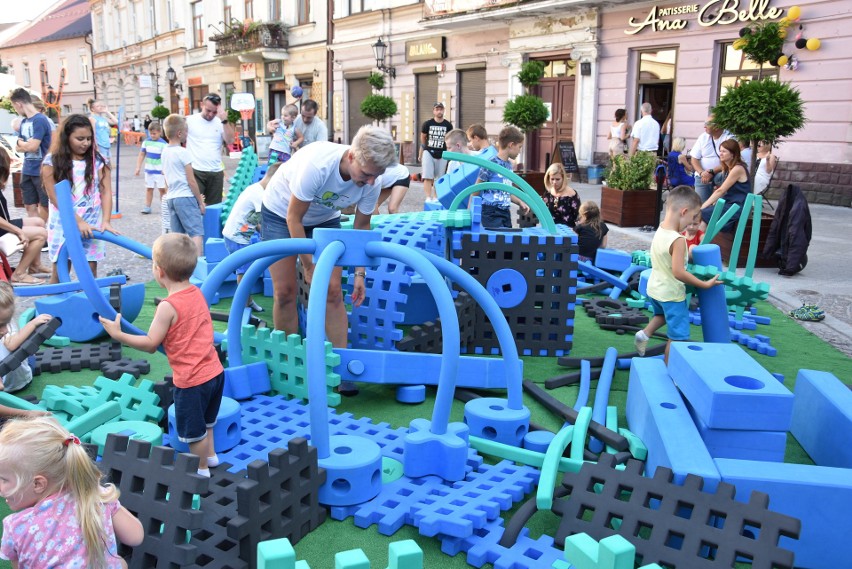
[114,10,122,46]
[636,48,676,133]
[59,58,69,83]
[79,55,90,82]
[717,41,778,100]
[130,3,139,40]
[298,0,310,23]
[244,0,253,20]
[148,0,157,34]
[269,0,280,20]
[166,0,174,30]
[638,49,676,81]
[192,1,204,47]
[97,13,106,49]
[23,63,30,87]
[224,0,232,25]
[543,60,577,78]
[63,104,72,115]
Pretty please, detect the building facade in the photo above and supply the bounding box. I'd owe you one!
[0,0,95,119]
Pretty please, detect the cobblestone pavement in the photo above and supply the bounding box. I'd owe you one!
[8,144,850,357]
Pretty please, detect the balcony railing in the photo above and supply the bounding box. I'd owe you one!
[211,22,288,57]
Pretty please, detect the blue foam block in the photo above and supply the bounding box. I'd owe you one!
[224,362,271,400]
[399,277,438,325]
[790,369,852,468]
[685,399,786,462]
[435,145,498,209]
[335,348,522,389]
[716,458,851,569]
[626,358,719,491]
[203,203,224,241]
[205,238,229,263]
[593,249,632,272]
[167,396,242,453]
[668,343,793,430]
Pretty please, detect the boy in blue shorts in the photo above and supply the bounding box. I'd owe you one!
[162,114,206,255]
[471,125,530,229]
[635,185,720,362]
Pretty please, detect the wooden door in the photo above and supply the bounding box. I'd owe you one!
[529,77,575,172]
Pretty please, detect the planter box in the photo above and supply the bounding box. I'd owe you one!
[12,171,23,208]
[600,184,660,227]
[711,212,776,268]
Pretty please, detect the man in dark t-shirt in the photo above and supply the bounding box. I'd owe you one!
[11,89,52,221]
[419,102,452,203]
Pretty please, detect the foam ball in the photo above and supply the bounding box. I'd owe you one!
[291,85,304,98]
[795,38,807,49]
[787,5,801,21]
[806,38,821,51]
[778,54,789,66]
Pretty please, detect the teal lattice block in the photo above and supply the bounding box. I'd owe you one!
[84,374,164,423]
[631,250,652,268]
[688,266,770,308]
[221,147,259,224]
[564,533,663,569]
[241,325,341,407]
[42,384,100,418]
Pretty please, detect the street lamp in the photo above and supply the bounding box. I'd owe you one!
[371,38,396,79]
[166,66,177,83]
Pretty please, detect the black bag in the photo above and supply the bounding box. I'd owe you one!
[762,184,812,276]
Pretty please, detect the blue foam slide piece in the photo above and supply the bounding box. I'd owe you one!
[716,458,850,569]
[589,347,617,453]
[335,348,522,389]
[435,146,497,209]
[790,369,852,468]
[626,357,720,492]
[685,398,786,462]
[593,248,633,273]
[667,342,793,431]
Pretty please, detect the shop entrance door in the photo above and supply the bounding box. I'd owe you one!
[530,76,575,172]
[639,83,672,155]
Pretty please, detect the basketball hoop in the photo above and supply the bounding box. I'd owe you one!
[239,108,254,121]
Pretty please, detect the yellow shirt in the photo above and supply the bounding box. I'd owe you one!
[647,228,687,302]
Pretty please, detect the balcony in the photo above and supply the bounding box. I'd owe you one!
[210,22,288,66]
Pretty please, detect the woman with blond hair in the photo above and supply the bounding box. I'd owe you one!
[542,162,580,228]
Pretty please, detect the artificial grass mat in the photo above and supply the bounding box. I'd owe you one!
[1,280,849,568]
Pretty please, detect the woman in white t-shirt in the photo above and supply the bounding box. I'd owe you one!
[260,125,396,383]
[753,140,778,194]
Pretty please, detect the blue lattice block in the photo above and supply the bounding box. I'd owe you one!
[216,395,410,473]
[412,459,539,538]
[451,226,577,356]
[240,326,340,406]
[668,343,792,430]
[85,373,164,423]
[439,517,564,568]
[344,474,449,535]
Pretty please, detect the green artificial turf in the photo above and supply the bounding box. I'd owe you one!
[1,282,849,568]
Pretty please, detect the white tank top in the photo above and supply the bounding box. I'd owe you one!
[611,124,623,139]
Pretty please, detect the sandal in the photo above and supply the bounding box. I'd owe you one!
[789,303,825,322]
[11,275,46,286]
[28,266,51,276]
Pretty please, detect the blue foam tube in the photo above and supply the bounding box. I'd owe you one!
[367,241,460,435]
[306,240,346,459]
[421,250,524,410]
[692,244,731,343]
[573,359,591,411]
[589,347,618,453]
[53,180,147,337]
[12,275,127,297]
[225,256,279,367]
[609,264,646,299]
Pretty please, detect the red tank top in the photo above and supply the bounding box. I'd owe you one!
[161,286,223,388]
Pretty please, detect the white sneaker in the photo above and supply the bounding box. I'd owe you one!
[207,454,220,468]
[634,330,649,357]
[197,468,211,478]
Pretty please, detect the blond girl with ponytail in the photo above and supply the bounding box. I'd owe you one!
[0,416,143,568]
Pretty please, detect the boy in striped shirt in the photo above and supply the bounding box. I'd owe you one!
[135,121,169,231]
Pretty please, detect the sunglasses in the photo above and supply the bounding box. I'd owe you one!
[204,94,222,105]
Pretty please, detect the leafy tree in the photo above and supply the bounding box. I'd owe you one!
[360,95,397,122]
[367,72,385,90]
[503,61,549,135]
[150,95,170,121]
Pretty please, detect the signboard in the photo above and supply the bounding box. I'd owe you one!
[187,76,203,87]
[138,75,152,89]
[264,61,284,80]
[625,0,783,35]
[555,140,579,173]
[405,36,446,63]
[239,63,256,80]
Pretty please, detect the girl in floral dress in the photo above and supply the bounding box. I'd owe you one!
[542,162,581,228]
[42,114,117,284]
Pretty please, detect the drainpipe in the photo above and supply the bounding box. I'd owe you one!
[327,0,334,141]
[84,33,96,98]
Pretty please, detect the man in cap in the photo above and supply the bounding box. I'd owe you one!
[419,102,453,203]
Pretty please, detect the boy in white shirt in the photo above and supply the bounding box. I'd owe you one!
[162,114,206,255]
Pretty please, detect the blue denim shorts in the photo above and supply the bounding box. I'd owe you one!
[648,297,691,341]
[173,371,225,443]
[261,205,342,241]
[167,196,204,237]
[224,237,252,274]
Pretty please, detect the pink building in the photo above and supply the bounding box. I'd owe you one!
[595,0,851,206]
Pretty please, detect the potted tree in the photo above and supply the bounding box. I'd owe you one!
[600,151,658,227]
[360,72,397,125]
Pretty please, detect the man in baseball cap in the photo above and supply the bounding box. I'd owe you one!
[420,102,452,203]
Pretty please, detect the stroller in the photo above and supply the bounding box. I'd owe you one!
[762,184,812,276]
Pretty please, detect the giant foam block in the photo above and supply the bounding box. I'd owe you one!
[686,399,786,462]
[790,369,852,468]
[716,458,852,569]
[626,358,719,491]
[668,343,793,431]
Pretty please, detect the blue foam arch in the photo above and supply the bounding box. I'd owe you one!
[589,347,617,453]
[573,359,591,412]
[53,180,148,337]
[365,240,460,435]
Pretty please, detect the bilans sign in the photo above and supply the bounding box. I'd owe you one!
[625,0,783,35]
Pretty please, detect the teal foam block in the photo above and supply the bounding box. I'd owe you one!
[257,538,311,568]
[626,357,719,491]
[668,343,793,431]
[685,399,786,462]
[716,458,851,569]
[790,369,852,468]
[335,347,522,389]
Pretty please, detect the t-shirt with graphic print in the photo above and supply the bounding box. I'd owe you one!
[476,155,513,209]
[420,118,453,159]
[262,141,381,227]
